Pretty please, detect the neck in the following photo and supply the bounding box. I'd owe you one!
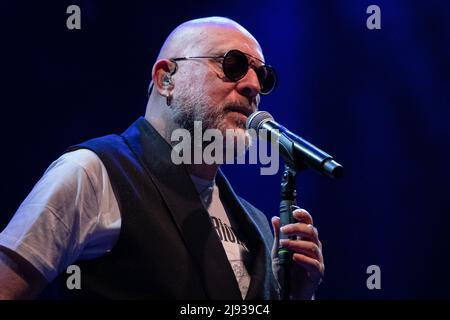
[144,97,178,144]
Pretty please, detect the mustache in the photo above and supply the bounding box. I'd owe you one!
[222,102,255,117]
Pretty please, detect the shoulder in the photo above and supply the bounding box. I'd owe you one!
[58,148,104,170]
[67,134,127,159]
[0,149,114,282]
[48,149,108,187]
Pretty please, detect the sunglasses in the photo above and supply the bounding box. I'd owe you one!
[170,49,277,95]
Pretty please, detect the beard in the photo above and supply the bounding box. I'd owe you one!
[169,85,252,157]
[170,85,248,135]
[171,93,222,135]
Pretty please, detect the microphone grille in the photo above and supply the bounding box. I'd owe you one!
[246,111,274,131]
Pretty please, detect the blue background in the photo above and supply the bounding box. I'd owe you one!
[1,0,449,299]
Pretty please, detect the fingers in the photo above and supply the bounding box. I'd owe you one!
[273,208,321,258]
[292,208,313,225]
[273,208,325,285]
[280,222,320,246]
[292,253,325,282]
[279,239,323,262]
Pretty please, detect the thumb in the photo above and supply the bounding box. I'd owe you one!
[271,216,280,240]
[271,216,280,257]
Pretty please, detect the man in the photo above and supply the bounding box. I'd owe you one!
[0,17,324,299]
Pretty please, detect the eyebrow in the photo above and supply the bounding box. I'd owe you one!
[207,49,226,56]
[208,49,266,64]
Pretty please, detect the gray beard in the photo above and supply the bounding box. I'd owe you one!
[171,101,224,135]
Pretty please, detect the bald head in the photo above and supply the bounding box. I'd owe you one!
[156,17,262,60]
[148,16,264,97]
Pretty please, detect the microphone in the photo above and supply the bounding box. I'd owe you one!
[246,111,344,179]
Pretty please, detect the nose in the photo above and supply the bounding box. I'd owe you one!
[235,67,261,99]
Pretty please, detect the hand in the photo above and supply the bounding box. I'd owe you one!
[271,208,324,300]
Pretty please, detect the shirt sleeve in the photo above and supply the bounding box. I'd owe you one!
[0,149,105,282]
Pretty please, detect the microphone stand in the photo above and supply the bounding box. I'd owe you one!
[278,164,300,300]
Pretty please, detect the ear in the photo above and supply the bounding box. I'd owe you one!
[152,59,176,97]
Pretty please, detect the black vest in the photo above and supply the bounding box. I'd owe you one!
[42,117,279,299]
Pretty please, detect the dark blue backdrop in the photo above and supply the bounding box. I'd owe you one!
[1,0,449,299]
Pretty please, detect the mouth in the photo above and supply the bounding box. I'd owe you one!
[225,105,254,118]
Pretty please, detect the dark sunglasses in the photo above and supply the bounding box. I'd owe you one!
[170,49,277,95]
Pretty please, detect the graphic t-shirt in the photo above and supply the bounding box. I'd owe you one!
[190,175,251,299]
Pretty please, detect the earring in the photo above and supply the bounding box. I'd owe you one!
[166,93,172,106]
